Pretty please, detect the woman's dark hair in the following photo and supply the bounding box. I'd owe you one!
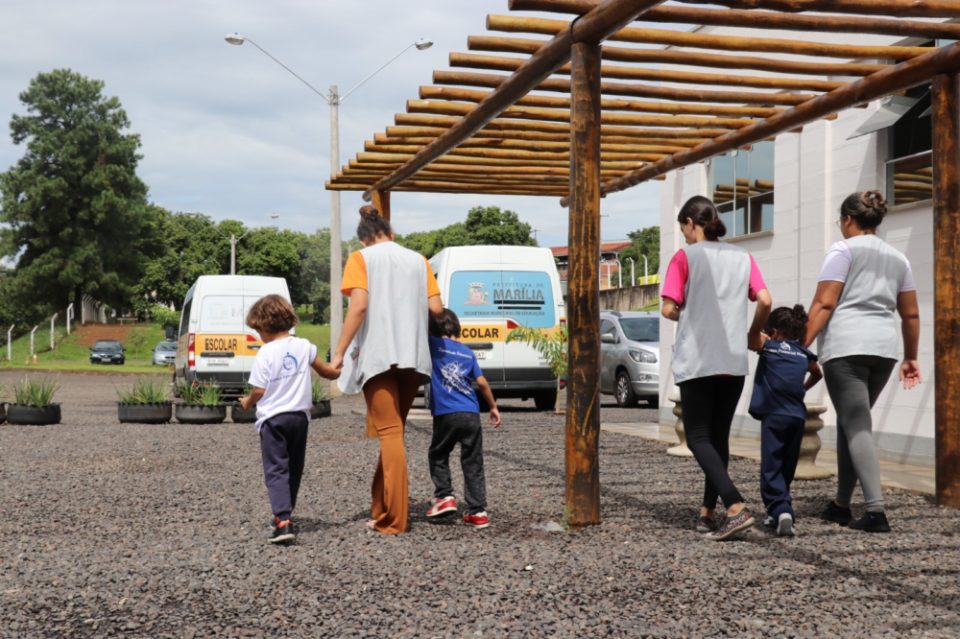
[356,205,393,243]
[840,190,887,230]
[429,308,461,338]
[765,304,808,341]
[677,195,726,240]
[246,294,298,334]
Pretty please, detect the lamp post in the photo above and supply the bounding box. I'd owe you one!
[229,213,280,275]
[626,257,635,286]
[614,256,622,288]
[225,34,432,356]
[643,254,649,284]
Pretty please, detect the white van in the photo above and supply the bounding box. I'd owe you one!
[429,246,565,410]
[174,275,292,397]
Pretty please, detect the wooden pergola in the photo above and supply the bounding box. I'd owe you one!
[326,0,960,523]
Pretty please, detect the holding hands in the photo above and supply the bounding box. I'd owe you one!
[900,359,922,390]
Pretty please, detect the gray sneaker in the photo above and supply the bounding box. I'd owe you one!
[776,513,796,537]
[706,509,755,541]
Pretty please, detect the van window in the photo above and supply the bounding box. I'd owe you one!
[179,298,192,337]
[199,296,246,332]
[448,270,555,329]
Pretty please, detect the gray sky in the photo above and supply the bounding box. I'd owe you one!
[0,0,660,248]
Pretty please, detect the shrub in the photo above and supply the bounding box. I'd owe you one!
[311,377,329,402]
[151,304,180,330]
[117,379,169,404]
[177,381,222,406]
[506,325,568,378]
[12,377,59,406]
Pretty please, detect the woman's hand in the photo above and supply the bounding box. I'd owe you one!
[899,359,922,390]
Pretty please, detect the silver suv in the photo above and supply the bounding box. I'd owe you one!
[599,311,659,407]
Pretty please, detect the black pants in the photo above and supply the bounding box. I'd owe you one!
[760,414,805,519]
[428,412,487,514]
[679,375,746,510]
[259,411,309,520]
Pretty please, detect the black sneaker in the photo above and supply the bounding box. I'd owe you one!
[706,508,755,541]
[269,519,297,544]
[820,501,853,526]
[849,511,891,533]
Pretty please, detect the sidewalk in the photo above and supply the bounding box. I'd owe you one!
[603,420,936,495]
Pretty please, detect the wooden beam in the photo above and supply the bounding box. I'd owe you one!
[450,52,847,92]
[673,0,960,19]
[509,0,960,40]
[374,132,712,147]
[419,85,784,118]
[360,147,668,162]
[366,140,692,154]
[363,0,670,200]
[564,42,960,203]
[482,18,927,60]
[394,114,734,138]
[433,70,818,105]
[933,72,960,509]
[566,40,602,527]
[370,190,391,221]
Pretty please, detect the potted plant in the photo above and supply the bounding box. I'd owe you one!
[310,377,331,419]
[6,377,61,425]
[0,385,6,425]
[230,384,257,423]
[507,325,568,413]
[174,381,226,424]
[117,378,172,424]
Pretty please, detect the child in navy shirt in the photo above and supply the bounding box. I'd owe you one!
[425,309,501,529]
[750,305,822,537]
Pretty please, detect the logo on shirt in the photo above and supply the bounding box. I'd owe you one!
[438,360,474,397]
[282,353,299,371]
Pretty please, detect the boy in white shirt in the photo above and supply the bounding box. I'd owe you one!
[239,295,339,544]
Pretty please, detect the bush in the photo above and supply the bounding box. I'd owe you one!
[150,304,180,330]
[12,377,59,406]
[312,377,329,402]
[177,381,222,406]
[117,379,169,404]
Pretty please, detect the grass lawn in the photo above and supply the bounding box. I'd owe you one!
[0,322,332,373]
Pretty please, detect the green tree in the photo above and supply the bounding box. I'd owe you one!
[618,226,660,281]
[396,205,536,258]
[235,227,303,297]
[0,69,154,317]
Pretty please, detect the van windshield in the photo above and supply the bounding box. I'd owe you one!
[199,295,267,333]
[448,270,555,329]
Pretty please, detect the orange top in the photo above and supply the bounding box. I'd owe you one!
[341,251,441,298]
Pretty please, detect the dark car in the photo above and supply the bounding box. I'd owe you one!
[152,340,177,366]
[89,340,125,365]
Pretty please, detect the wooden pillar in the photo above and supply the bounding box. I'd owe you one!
[565,40,602,526]
[371,190,391,221]
[932,73,960,508]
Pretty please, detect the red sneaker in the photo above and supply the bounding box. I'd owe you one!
[426,496,457,518]
[463,511,490,529]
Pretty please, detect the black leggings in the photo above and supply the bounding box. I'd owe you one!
[679,375,746,510]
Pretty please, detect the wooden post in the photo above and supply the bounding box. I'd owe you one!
[371,190,391,221]
[932,73,960,508]
[565,40,602,526]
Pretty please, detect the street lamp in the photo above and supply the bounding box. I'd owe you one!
[614,256,622,288]
[225,33,432,353]
[626,257,635,287]
[229,213,280,275]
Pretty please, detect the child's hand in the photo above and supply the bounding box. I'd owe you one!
[239,395,254,411]
[489,406,502,428]
[318,362,340,380]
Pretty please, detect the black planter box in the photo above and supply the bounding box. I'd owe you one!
[311,400,332,419]
[175,404,227,424]
[6,404,61,426]
[231,404,257,423]
[118,402,173,424]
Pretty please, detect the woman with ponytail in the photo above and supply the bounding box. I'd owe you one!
[332,205,443,534]
[804,191,922,533]
[661,195,772,541]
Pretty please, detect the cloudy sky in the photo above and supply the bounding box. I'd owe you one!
[0,1,661,248]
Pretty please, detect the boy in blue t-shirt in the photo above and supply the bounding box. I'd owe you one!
[750,305,822,537]
[425,309,501,529]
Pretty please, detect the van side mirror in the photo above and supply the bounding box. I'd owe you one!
[601,333,616,344]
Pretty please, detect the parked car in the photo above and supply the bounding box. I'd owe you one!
[599,311,659,407]
[89,340,126,365]
[152,339,177,366]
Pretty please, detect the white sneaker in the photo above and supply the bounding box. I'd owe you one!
[777,513,795,537]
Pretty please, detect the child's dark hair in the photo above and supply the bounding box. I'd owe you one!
[246,294,298,334]
[766,304,808,341]
[429,308,461,338]
[357,205,393,243]
[677,195,726,240]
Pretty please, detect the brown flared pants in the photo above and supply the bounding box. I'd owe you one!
[362,367,421,534]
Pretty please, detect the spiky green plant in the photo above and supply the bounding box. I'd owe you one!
[506,325,568,378]
[311,377,329,402]
[117,379,169,404]
[196,382,222,406]
[12,377,59,407]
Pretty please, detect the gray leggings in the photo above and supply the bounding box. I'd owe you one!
[823,356,896,513]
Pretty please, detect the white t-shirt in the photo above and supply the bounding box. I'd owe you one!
[248,336,317,432]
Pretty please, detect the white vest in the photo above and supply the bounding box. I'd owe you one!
[340,241,432,393]
[672,241,752,384]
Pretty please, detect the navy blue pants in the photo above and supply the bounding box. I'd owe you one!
[259,411,309,521]
[760,414,805,519]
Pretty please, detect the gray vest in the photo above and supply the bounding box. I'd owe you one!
[672,241,752,384]
[818,235,909,364]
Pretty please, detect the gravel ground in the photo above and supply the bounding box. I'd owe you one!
[1,371,958,638]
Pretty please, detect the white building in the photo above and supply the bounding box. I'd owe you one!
[657,28,940,465]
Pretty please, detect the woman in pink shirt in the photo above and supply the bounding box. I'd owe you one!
[661,196,772,541]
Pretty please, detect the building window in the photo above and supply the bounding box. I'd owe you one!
[707,141,775,238]
[885,84,932,206]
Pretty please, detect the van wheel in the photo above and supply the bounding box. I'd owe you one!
[534,389,557,411]
[615,370,638,407]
